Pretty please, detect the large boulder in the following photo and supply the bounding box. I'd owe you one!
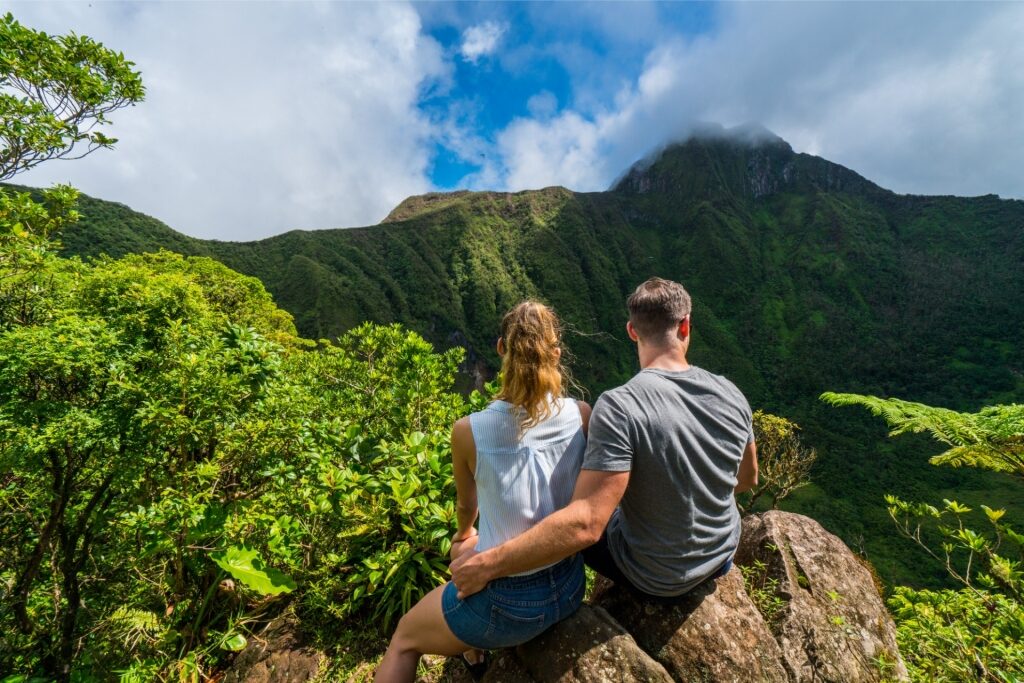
[734,511,907,682]
[463,511,906,683]
[503,604,673,683]
[597,568,789,682]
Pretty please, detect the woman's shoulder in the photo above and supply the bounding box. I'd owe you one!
[452,415,473,441]
[574,399,592,421]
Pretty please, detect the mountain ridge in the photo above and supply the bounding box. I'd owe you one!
[45,130,1024,587]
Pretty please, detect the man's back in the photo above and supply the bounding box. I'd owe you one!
[583,366,753,596]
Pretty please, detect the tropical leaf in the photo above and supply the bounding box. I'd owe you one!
[211,546,296,595]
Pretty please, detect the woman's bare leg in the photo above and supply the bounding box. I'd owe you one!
[374,585,474,683]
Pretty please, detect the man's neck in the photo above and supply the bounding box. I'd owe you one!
[638,345,690,372]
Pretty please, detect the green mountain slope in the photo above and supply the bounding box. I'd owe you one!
[56,128,1024,587]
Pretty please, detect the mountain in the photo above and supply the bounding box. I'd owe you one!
[55,127,1024,587]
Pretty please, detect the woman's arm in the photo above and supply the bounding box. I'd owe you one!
[450,417,478,549]
[577,400,592,438]
[734,439,758,494]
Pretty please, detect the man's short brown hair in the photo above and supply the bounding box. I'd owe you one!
[627,277,692,341]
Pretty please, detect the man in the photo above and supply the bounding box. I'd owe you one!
[451,277,758,600]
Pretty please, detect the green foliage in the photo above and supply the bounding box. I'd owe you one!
[821,393,1024,479]
[888,587,1024,682]
[1,12,144,179]
[882,496,1022,602]
[739,556,786,629]
[0,184,81,327]
[0,243,474,678]
[739,410,817,512]
[211,546,296,596]
[825,392,1024,681]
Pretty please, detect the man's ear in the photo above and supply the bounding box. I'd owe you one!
[496,337,505,355]
[678,317,690,340]
[626,320,639,343]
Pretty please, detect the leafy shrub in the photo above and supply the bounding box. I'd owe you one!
[739,554,786,628]
[888,586,1024,682]
[738,410,817,513]
[0,225,478,678]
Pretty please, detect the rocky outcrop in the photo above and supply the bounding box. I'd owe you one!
[478,511,906,683]
[598,568,789,682]
[735,511,907,682]
[486,604,674,683]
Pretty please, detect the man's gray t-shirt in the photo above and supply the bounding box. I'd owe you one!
[583,366,754,597]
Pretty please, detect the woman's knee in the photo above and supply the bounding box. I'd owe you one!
[389,615,422,655]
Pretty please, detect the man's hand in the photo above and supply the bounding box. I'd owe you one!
[450,545,492,599]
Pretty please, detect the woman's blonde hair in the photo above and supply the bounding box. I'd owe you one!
[495,301,568,431]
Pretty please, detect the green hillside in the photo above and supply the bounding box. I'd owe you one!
[55,129,1024,588]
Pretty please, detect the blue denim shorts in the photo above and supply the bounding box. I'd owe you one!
[442,554,585,650]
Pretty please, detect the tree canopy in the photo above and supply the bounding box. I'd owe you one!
[0,11,144,180]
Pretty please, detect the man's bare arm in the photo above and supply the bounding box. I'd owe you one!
[450,468,629,597]
[734,439,758,494]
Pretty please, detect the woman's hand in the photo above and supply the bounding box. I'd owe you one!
[450,527,478,561]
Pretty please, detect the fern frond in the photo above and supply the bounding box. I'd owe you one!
[104,606,166,649]
[929,446,1017,475]
[820,393,1024,479]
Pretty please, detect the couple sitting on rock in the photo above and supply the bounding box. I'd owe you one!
[375,277,759,682]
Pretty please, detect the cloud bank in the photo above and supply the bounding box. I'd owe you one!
[10,2,447,240]
[5,2,1022,240]
[460,21,507,64]
[484,3,1024,201]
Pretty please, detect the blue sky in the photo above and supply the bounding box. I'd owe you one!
[415,2,717,188]
[7,2,1024,240]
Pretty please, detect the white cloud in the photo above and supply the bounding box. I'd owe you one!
[489,3,1024,201]
[460,21,507,64]
[526,90,559,119]
[8,2,448,240]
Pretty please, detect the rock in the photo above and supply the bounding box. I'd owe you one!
[223,615,324,683]
[597,568,789,683]
[453,511,906,682]
[481,650,538,682]
[734,511,908,682]
[510,605,673,683]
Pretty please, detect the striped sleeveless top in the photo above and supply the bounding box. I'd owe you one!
[469,397,586,574]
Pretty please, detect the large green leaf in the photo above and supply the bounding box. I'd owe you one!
[211,546,296,595]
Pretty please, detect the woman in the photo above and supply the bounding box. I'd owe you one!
[375,301,590,682]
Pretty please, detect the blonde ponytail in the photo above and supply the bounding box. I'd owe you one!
[495,301,568,431]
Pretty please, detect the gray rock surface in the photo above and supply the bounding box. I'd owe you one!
[510,604,673,683]
[597,568,789,682]
[735,511,908,682]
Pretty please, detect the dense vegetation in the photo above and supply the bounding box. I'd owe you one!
[57,130,1024,589]
[822,393,1023,681]
[0,229,482,678]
